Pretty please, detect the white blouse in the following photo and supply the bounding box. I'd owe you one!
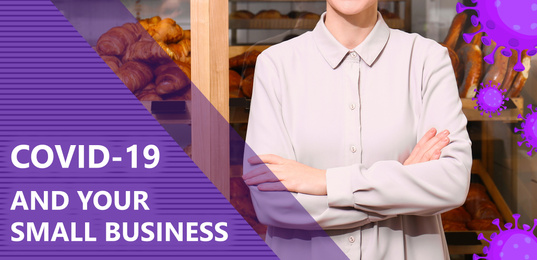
[244,13,473,260]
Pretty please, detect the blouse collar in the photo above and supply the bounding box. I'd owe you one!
[312,12,391,69]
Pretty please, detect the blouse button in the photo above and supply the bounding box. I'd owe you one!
[349,103,356,110]
[349,236,355,243]
[350,51,357,58]
[350,146,357,153]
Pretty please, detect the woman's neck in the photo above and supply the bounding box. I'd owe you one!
[324,4,378,49]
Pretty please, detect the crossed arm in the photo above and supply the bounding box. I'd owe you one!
[243,48,472,230]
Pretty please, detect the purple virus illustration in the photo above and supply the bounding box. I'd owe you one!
[474,214,537,260]
[515,104,537,156]
[473,81,508,117]
[457,0,537,72]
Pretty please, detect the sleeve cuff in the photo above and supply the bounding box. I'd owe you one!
[326,165,355,208]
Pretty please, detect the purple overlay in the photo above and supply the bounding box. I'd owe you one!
[0,0,349,259]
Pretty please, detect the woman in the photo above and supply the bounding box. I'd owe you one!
[243,0,472,259]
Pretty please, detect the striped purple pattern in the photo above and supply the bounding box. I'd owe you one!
[0,0,277,258]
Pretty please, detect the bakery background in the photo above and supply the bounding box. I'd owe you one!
[81,0,536,259]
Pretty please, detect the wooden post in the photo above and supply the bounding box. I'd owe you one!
[191,0,230,199]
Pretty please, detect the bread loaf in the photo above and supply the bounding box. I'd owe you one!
[442,220,468,231]
[241,74,254,98]
[457,44,483,97]
[502,51,520,91]
[299,12,320,20]
[230,10,255,19]
[443,12,467,50]
[508,52,532,97]
[254,10,282,19]
[230,50,261,69]
[472,200,502,220]
[467,219,501,230]
[441,206,471,223]
[482,46,510,86]
[229,70,243,98]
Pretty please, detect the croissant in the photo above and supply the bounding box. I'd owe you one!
[139,20,150,31]
[230,50,260,69]
[154,62,190,95]
[149,18,183,43]
[147,16,161,25]
[135,83,162,101]
[122,40,170,64]
[173,60,191,80]
[182,30,191,40]
[169,39,191,63]
[157,41,179,60]
[96,26,138,56]
[100,55,122,73]
[116,61,153,93]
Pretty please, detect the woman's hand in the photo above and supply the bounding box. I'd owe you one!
[243,154,327,195]
[243,127,450,195]
[404,128,450,165]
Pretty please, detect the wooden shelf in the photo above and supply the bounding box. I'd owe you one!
[462,97,523,122]
[446,160,515,255]
[140,100,192,125]
[230,17,405,30]
[229,0,406,2]
[230,18,318,30]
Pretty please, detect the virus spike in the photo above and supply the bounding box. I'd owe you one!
[531,219,537,233]
[528,150,533,156]
[523,224,530,231]
[514,51,525,72]
[528,49,537,56]
[483,246,489,254]
[501,48,513,57]
[493,218,502,231]
[505,222,513,229]
[484,46,499,64]
[456,2,476,13]
[471,15,479,27]
[463,29,483,44]
[513,214,521,229]
[473,254,486,260]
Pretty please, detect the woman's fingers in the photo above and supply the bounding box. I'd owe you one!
[404,128,450,165]
[421,136,450,161]
[248,154,284,165]
[405,128,436,164]
[417,130,449,162]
